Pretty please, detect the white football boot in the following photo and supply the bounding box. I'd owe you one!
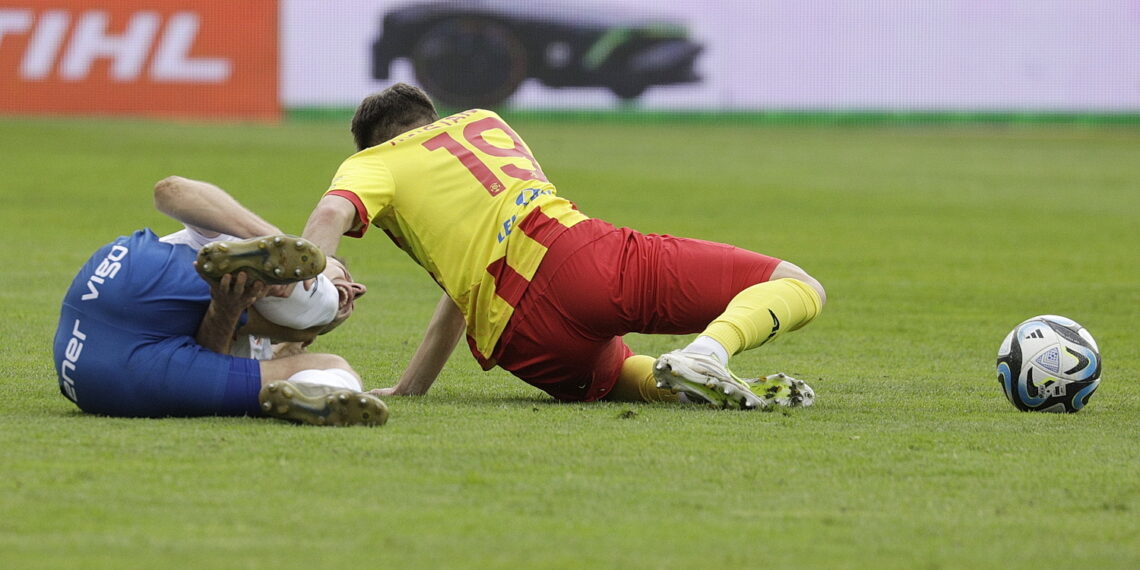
[653,350,814,410]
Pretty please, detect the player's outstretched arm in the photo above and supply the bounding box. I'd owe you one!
[301,194,357,257]
[377,294,466,396]
[154,176,281,239]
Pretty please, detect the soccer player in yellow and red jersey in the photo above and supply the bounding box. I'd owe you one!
[302,83,827,410]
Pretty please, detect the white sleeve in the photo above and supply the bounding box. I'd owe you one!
[159,226,238,251]
[253,274,339,329]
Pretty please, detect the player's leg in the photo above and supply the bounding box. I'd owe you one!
[71,337,264,418]
[582,229,824,409]
[687,266,824,361]
[491,221,697,404]
[96,340,384,425]
[257,353,388,426]
[604,269,813,404]
[496,220,819,406]
[652,256,824,409]
[606,354,680,403]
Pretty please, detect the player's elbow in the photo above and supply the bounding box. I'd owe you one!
[307,195,357,235]
[153,176,188,211]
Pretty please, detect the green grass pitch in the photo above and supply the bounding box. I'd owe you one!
[1,115,1137,568]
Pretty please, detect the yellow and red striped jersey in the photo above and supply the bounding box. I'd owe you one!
[326,109,588,362]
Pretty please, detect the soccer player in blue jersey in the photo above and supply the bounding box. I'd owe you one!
[52,177,386,426]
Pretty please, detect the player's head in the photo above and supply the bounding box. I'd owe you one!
[317,256,368,335]
[352,83,439,151]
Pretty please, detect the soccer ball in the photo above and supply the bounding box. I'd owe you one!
[996,315,1101,413]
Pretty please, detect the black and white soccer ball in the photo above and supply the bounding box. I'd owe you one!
[996,315,1101,413]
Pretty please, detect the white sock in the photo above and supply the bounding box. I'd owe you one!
[683,335,730,365]
[286,369,362,391]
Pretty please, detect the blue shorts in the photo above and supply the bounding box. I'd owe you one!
[53,229,262,417]
[54,311,263,417]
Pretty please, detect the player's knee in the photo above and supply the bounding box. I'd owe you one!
[310,353,353,372]
[261,352,357,382]
[802,274,826,307]
[771,261,826,307]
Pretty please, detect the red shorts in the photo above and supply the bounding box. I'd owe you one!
[492,218,780,401]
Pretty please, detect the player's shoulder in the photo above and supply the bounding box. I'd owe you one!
[425,108,503,132]
[159,227,233,251]
[345,108,509,161]
[441,108,498,121]
[463,108,501,120]
[115,228,169,252]
[87,228,197,289]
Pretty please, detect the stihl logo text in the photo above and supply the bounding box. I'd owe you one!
[0,9,230,82]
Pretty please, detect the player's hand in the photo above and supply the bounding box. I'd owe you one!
[369,387,399,397]
[205,270,269,316]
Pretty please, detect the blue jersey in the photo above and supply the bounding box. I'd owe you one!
[53,229,260,417]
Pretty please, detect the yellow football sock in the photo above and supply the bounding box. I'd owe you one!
[607,355,679,403]
[700,278,822,356]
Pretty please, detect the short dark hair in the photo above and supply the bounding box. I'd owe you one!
[351,83,440,150]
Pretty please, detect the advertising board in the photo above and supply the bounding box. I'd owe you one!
[0,0,279,120]
[3,1,1136,118]
[283,0,1140,113]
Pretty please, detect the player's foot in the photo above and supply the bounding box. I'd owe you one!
[746,372,815,408]
[197,235,326,285]
[654,351,817,410]
[259,380,389,427]
[653,350,768,410]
